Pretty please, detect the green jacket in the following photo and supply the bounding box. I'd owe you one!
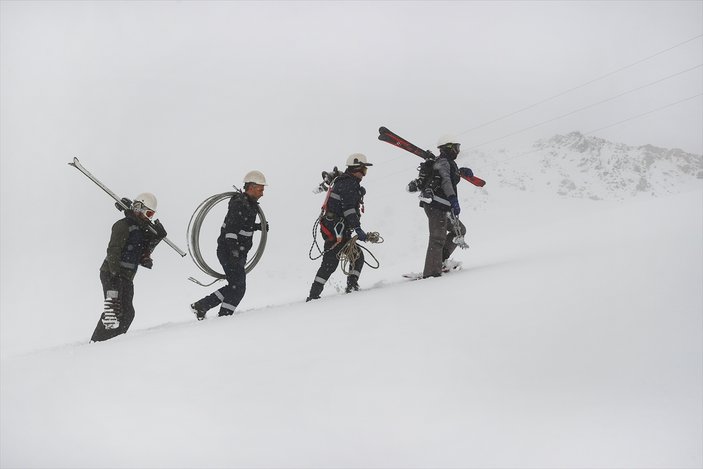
[99,213,154,281]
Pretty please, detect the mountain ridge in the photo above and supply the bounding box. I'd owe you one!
[471,131,702,200]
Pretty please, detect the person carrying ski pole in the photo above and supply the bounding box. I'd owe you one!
[190,170,268,320]
[415,135,472,278]
[307,153,373,301]
[90,193,168,342]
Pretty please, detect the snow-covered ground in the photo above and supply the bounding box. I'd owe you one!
[2,181,701,468]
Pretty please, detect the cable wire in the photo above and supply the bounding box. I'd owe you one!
[187,191,268,286]
[467,64,702,150]
[456,34,703,137]
[584,93,703,136]
[493,93,703,164]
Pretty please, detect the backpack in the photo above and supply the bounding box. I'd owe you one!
[415,157,440,192]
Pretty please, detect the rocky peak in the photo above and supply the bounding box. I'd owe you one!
[471,132,702,200]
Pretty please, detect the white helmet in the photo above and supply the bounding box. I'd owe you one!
[133,192,157,211]
[437,134,458,148]
[346,153,373,168]
[243,170,267,186]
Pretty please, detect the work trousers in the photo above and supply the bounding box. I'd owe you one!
[423,205,466,278]
[194,246,247,316]
[309,236,364,299]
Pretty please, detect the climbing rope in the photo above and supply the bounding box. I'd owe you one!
[338,233,384,276]
[308,214,384,270]
[308,215,346,260]
[308,216,328,261]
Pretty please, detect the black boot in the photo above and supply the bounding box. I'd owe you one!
[190,303,207,321]
[345,275,360,293]
[307,282,324,302]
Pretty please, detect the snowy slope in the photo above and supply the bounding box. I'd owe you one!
[2,186,701,468]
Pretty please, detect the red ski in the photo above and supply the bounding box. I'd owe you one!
[378,126,486,187]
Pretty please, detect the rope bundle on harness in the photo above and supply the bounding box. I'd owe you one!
[337,233,383,276]
[308,211,384,275]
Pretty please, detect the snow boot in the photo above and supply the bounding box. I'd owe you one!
[442,259,463,273]
[345,276,360,294]
[307,282,324,302]
[191,303,207,321]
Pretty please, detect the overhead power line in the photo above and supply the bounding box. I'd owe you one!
[455,34,703,137]
[494,93,703,164]
[467,64,702,150]
[585,93,703,136]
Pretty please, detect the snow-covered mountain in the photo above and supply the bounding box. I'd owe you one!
[472,131,703,200]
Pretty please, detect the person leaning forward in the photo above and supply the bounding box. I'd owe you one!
[91,193,167,342]
[307,153,372,301]
[190,170,268,320]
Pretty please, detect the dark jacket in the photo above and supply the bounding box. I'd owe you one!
[100,212,156,281]
[421,154,460,212]
[217,192,259,259]
[323,171,365,234]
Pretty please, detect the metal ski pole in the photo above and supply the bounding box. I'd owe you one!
[68,157,187,257]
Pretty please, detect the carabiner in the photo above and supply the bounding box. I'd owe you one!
[333,219,345,241]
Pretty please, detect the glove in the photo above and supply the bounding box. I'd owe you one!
[459,167,474,178]
[115,198,132,212]
[448,195,461,216]
[407,179,419,193]
[152,219,167,239]
[354,227,367,242]
[366,231,381,243]
[140,256,153,269]
[254,222,270,232]
[424,150,436,159]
